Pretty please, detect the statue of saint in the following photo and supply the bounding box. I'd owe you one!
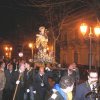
[34,26,54,63]
[36,26,48,49]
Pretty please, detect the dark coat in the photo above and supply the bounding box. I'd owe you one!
[3,70,15,100]
[74,81,99,100]
[48,91,64,100]
[24,68,36,90]
[48,84,67,100]
[4,69,15,90]
[12,71,24,100]
[34,73,50,100]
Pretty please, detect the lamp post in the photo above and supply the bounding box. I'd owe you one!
[29,43,34,60]
[5,46,13,59]
[80,23,100,70]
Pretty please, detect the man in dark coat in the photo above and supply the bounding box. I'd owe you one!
[12,62,25,100]
[24,62,36,100]
[3,63,15,100]
[34,66,50,100]
[74,70,99,100]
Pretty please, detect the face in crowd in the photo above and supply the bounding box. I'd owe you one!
[25,63,30,70]
[88,71,98,86]
[7,63,13,71]
[39,66,45,75]
[19,63,25,73]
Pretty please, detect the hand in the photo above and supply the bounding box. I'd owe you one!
[27,89,30,93]
[16,80,20,84]
[33,90,36,94]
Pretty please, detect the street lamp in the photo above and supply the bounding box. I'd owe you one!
[29,43,34,60]
[80,23,100,69]
[5,46,13,59]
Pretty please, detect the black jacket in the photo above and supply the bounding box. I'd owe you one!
[48,91,64,100]
[24,68,36,90]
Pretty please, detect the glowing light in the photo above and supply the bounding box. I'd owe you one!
[18,52,23,57]
[5,47,8,51]
[29,43,33,48]
[10,47,12,51]
[80,23,88,36]
[94,26,100,37]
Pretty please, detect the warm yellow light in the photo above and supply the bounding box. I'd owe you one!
[29,43,33,48]
[5,47,8,51]
[80,23,88,36]
[10,47,12,51]
[94,26,100,37]
[6,52,8,56]
[47,47,49,50]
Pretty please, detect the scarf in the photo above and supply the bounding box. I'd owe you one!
[53,84,67,100]
[67,92,72,100]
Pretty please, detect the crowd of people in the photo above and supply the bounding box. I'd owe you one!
[0,58,99,100]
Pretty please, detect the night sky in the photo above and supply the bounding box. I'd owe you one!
[0,0,100,43]
[0,0,49,42]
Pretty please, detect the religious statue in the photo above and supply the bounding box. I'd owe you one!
[36,26,48,49]
[34,26,54,64]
